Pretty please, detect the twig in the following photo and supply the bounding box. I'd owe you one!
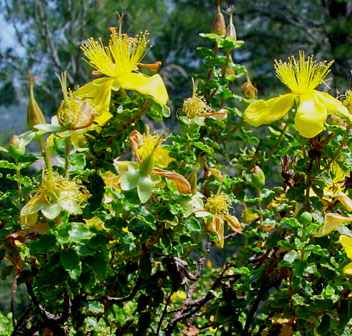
[10,303,32,336]
[165,263,233,335]
[11,274,19,328]
[26,282,71,324]
[156,291,173,336]
[86,278,141,303]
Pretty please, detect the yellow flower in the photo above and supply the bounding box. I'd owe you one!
[314,192,352,237]
[339,235,352,274]
[195,193,241,248]
[74,24,168,125]
[131,125,173,168]
[21,171,90,222]
[115,128,191,203]
[244,51,350,138]
[181,79,227,125]
[57,72,95,130]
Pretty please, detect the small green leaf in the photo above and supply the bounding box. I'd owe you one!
[30,234,56,254]
[88,251,107,279]
[193,142,214,156]
[69,223,93,242]
[34,124,62,132]
[61,248,81,279]
[0,160,17,170]
[283,250,298,264]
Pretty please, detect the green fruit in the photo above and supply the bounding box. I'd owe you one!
[251,166,265,189]
[299,211,312,225]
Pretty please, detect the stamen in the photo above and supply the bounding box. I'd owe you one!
[274,51,333,94]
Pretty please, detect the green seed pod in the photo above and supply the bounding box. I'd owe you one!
[27,72,46,130]
[251,166,265,189]
[299,211,312,226]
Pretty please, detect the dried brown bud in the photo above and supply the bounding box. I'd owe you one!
[226,5,237,39]
[242,81,258,99]
[211,3,226,36]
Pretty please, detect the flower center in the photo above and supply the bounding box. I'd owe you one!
[205,193,230,214]
[274,51,333,95]
[82,27,149,78]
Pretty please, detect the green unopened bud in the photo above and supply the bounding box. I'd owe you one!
[299,211,312,226]
[139,152,155,175]
[251,166,265,189]
[211,2,226,36]
[242,81,258,99]
[27,72,46,130]
[225,55,235,77]
[9,135,25,160]
[187,163,199,195]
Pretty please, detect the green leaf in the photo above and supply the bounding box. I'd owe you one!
[193,142,214,156]
[69,223,93,242]
[0,160,17,170]
[197,47,216,57]
[283,250,298,264]
[162,105,171,117]
[30,234,56,254]
[88,251,107,279]
[68,153,86,171]
[317,314,330,336]
[61,248,81,279]
[34,123,62,132]
[292,294,305,305]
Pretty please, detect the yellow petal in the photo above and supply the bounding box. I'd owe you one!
[294,94,327,138]
[244,94,294,127]
[118,73,169,105]
[154,147,174,168]
[74,78,114,122]
[314,213,352,237]
[151,168,191,194]
[336,192,352,211]
[223,214,242,233]
[315,91,352,123]
[340,235,352,259]
[210,215,224,248]
[343,262,352,275]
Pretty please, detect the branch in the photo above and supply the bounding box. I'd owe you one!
[86,277,141,303]
[26,282,71,324]
[165,263,233,335]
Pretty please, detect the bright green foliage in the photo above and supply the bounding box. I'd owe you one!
[2,3,352,336]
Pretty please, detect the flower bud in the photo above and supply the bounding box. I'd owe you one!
[242,81,258,99]
[27,72,46,130]
[225,55,235,77]
[187,164,199,195]
[226,5,237,40]
[139,152,155,175]
[211,2,226,36]
[251,166,265,189]
[9,135,25,159]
